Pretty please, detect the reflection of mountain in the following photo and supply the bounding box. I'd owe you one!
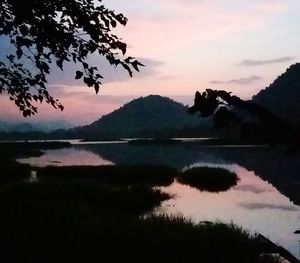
[78,144,300,205]
[253,63,300,125]
[71,95,214,139]
[75,144,224,169]
[215,147,300,205]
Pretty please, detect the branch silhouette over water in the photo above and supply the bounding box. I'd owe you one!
[189,89,297,143]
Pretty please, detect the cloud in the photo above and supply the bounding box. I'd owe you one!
[46,57,163,92]
[239,56,295,66]
[234,184,270,194]
[210,75,261,85]
[239,202,299,211]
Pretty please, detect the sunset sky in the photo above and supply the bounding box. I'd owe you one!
[1,0,300,125]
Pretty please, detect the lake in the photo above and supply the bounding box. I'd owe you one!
[17,141,300,258]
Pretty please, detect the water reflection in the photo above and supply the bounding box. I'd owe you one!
[18,148,113,167]
[79,143,226,168]
[157,164,300,257]
[17,143,300,257]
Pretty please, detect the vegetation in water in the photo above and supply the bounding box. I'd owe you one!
[0,144,292,262]
[0,181,271,263]
[0,182,170,216]
[37,165,177,186]
[178,166,239,192]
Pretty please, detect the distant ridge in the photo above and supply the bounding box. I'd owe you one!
[0,120,74,133]
[253,63,300,124]
[71,95,213,139]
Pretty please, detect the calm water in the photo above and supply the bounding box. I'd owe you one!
[18,142,300,257]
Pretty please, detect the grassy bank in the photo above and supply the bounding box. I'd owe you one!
[37,165,177,186]
[0,141,71,182]
[0,146,287,262]
[1,182,170,215]
[128,138,183,145]
[0,181,266,263]
[0,161,285,262]
[178,166,239,192]
[0,141,71,152]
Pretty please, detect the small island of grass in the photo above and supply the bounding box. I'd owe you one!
[128,138,183,145]
[178,166,239,192]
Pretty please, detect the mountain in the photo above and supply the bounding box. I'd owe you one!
[0,120,74,133]
[13,123,36,133]
[0,120,14,132]
[71,95,214,139]
[253,63,300,125]
[31,121,75,132]
[0,121,33,132]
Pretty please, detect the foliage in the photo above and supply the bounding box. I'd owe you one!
[189,89,295,142]
[0,0,143,116]
[1,182,171,215]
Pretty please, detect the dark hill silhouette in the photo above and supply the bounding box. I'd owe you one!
[253,63,300,125]
[71,95,214,140]
[188,87,295,143]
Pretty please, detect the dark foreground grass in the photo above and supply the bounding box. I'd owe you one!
[178,166,239,192]
[0,179,283,263]
[0,181,263,263]
[0,182,170,215]
[0,141,70,182]
[37,165,177,186]
[0,160,31,182]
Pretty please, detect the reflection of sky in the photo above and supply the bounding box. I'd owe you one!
[17,148,113,167]
[17,145,300,257]
[158,164,300,258]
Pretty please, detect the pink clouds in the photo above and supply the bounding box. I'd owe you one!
[2,0,299,124]
[120,0,285,57]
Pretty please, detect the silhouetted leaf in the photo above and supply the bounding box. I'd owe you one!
[0,0,142,116]
[16,48,22,59]
[132,60,145,72]
[94,83,100,94]
[122,64,133,77]
[119,43,127,55]
[56,60,63,70]
[75,71,83,80]
[84,77,94,87]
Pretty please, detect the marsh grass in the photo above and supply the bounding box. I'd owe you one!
[0,182,263,263]
[37,165,177,186]
[0,182,170,215]
[0,160,31,182]
[0,175,280,262]
[259,254,286,263]
[178,166,239,192]
[128,138,182,145]
[0,146,282,262]
[0,141,70,182]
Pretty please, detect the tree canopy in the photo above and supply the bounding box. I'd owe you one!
[0,0,143,116]
[189,89,296,142]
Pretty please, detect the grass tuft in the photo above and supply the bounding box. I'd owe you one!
[37,165,177,186]
[178,166,239,192]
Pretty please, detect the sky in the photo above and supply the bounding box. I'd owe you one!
[1,0,300,125]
